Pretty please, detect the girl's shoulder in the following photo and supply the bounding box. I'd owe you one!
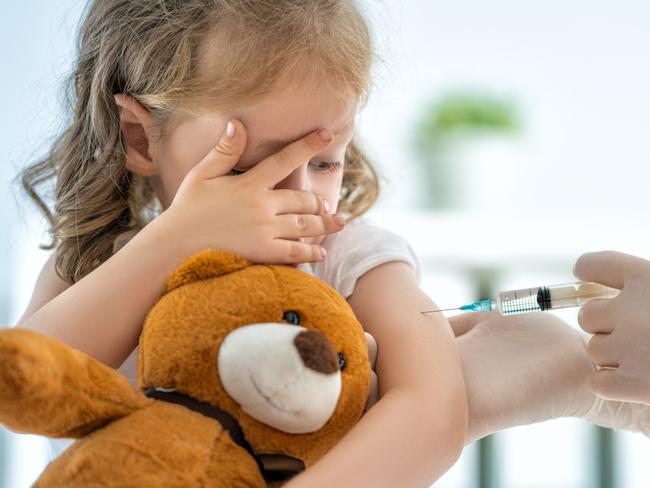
[323,217,416,258]
[300,217,421,299]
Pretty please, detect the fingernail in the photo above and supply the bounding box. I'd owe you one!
[333,214,345,226]
[323,199,331,214]
[226,120,235,138]
[320,247,327,258]
[318,128,332,142]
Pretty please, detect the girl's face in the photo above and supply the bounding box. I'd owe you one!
[149,81,357,238]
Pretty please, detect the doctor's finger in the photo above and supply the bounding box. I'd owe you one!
[587,333,619,368]
[578,298,616,334]
[574,251,649,290]
[590,369,645,404]
[446,312,483,337]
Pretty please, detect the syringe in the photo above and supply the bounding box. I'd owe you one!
[422,281,619,316]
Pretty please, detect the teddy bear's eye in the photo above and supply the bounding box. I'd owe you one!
[338,352,347,371]
[283,311,301,325]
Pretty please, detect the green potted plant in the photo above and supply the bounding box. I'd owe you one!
[413,91,522,210]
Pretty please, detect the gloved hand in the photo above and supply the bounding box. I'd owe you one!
[449,311,650,444]
[450,311,594,443]
[574,250,650,405]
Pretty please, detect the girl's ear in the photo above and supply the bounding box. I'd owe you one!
[114,94,158,177]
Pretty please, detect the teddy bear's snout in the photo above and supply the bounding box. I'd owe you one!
[218,323,342,434]
[294,330,339,375]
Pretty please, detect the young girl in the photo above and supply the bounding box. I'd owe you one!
[17,1,467,485]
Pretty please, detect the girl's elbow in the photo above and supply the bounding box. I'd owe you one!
[427,394,468,464]
[441,411,467,458]
[449,412,468,462]
[422,416,466,479]
[451,392,469,456]
[448,378,469,451]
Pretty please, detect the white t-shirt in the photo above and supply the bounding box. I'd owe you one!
[297,217,420,299]
[48,217,419,458]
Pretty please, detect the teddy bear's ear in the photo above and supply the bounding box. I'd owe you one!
[163,250,251,293]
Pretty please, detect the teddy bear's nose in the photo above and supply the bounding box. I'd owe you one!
[294,330,339,374]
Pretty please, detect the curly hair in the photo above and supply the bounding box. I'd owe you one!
[19,0,379,284]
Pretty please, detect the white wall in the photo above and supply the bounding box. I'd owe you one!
[360,0,650,216]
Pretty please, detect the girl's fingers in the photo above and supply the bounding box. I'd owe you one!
[364,332,377,368]
[271,189,328,215]
[364,371,379,412]
[274,214,344,240]
[587,333,619,368]
[269,240,326,264]
[244,128,332,188]
[193,118,247,180]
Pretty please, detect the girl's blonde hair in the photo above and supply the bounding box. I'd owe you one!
[20,0,379,284]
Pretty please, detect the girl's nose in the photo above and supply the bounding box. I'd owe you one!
[274,163,311,192]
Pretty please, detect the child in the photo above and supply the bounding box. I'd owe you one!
[16,1,467,485]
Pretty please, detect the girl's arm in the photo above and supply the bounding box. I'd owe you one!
[16,217,190,368]
[285,261,467,487]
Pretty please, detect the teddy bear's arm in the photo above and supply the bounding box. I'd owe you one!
[0,328,151,438]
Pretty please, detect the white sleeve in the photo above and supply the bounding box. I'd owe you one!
[319,218,421,299]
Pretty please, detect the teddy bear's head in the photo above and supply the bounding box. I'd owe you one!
[136,250,370,469]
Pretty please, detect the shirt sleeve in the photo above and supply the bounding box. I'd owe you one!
[318,218,421,299]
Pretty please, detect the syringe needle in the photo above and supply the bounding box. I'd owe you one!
[421,307,460,314]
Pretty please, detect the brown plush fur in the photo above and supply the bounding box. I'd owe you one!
[0,250,370,486]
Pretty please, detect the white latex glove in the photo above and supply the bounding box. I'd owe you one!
[574,250,650,405]
[449,311,650,444]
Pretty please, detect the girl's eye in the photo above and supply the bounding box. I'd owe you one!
[229,161,340,176]
[310,160,342,173]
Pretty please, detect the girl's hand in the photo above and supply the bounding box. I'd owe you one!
[159,119,344,264]
[364,332,378,411]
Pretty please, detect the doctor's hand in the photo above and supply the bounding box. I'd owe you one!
[574,250,650,405]
[451,310,650,442]
[449,311,595,444]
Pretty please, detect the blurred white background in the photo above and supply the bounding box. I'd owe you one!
[1,1,648,487]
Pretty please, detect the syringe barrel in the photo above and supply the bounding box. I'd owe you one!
[495,281,618,315]
[541,282,618,310]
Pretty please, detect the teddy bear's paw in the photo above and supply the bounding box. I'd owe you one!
[0,329,62,402]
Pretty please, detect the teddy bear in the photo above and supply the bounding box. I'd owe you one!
[0,250,371,486]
